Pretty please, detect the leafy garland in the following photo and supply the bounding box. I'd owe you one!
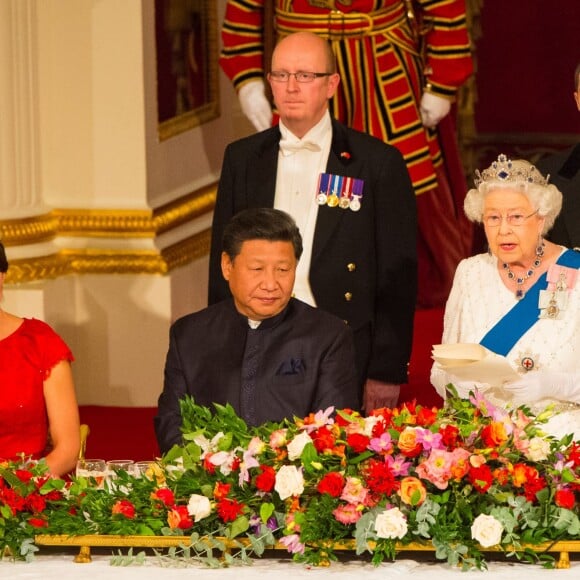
[1,388,580,570]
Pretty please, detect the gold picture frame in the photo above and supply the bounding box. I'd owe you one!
[155,0,219,141]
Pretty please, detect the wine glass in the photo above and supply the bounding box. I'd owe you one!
[131,461,155,478]
[106,459,135,476]
[75,459,106,488]
[105,459,135,492]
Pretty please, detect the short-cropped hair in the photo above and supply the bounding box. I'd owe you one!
[222,208,303,261]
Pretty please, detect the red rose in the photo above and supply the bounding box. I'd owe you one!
[151,487,175,507]
[555,488,576,510]
[167,505,193,530]
[312,426,335,452]
[567,443,580,467]
[255,465,276,492]
[112,499,136,519]
[468,464,493,493]
[213,482,231,500]
[3,488,26,514]
[14,469,34,483]
[365,459,399,495]
[217,498,245,522]
[26,493,46,513]
[317,472,345,497]
[28,517,48,528]
[524,476,547,503]
[416,406,437,427]
[440,424,460,448]
[346,433,370,454]
[334,409,358,427]
[44,489,63,502]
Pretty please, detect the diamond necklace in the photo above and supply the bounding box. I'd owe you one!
[502,242,545,300]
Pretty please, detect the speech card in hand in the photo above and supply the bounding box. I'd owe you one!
[432,343,520,386]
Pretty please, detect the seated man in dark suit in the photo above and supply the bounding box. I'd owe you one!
[155,208,359,454]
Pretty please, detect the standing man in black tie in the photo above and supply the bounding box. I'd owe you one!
[209,32,417,412]
[155,208,359,454]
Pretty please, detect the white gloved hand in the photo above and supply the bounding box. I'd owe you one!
[419,92,452,128]
[504,370,580,407]
[237,80,273,132]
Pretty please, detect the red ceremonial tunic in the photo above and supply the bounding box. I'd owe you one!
[220,0,474,195]
[0,318,74,461]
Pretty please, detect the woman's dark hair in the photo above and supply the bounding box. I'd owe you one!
[222,208,303,261]
[0,241,8,273]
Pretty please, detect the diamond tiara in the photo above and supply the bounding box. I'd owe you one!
[474,154,549,187]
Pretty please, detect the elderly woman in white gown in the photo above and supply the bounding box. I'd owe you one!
[431,154,580,439]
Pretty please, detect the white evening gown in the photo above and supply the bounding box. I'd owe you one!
[431,251,580,440]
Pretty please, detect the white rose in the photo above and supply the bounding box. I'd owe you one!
[187,494,212,521]
[363,415,381,437]
[287,431,312,461]
[471,514,503,547]
[526,437,551,462]
[374,507,408,539]
[274,465,304,500]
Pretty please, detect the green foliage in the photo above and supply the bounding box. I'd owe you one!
[2,394,580,571]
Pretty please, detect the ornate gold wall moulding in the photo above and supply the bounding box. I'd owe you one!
[4,251,161,284]
[153,186,216,234]
[161,229,211,271]
[4,230,211,283]
[53,209,155,238]
[0,213,58,245]
[1,184,216,245]
[54,183,216,238]
[2,186,216,281]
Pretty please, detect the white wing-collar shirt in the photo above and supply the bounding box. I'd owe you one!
[274,111,332,306]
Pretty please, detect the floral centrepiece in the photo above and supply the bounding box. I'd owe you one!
[1,388,580,569]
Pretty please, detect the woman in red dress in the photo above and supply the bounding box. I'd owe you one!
[0,242,80,476]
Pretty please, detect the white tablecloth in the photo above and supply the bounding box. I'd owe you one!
[1,553,579,580]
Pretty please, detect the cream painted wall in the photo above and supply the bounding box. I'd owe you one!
[142,0,253,210]
[36,0,249,212]
[2,0,254,406]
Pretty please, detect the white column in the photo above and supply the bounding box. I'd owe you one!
[0,0,46,219]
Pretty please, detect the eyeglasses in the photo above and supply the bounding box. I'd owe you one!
[483,209,539,228]
[269,71,332,83]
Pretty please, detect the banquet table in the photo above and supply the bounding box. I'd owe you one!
[2,552,580,580]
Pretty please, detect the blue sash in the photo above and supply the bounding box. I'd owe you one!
[480,249,580,356]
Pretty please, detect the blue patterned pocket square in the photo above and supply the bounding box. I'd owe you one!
[276,358,305,376]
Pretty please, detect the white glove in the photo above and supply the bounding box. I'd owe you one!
[237,80,273,132]
[504,370,580,407]
[419,92,451,128]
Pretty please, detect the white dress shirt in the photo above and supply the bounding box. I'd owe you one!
[274,112,332,306]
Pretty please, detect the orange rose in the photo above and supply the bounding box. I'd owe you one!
[481,422,508,447]
[398,477,427,506]
[397,427,422,457]
[450,457,470,480]
[512,463,529,487]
